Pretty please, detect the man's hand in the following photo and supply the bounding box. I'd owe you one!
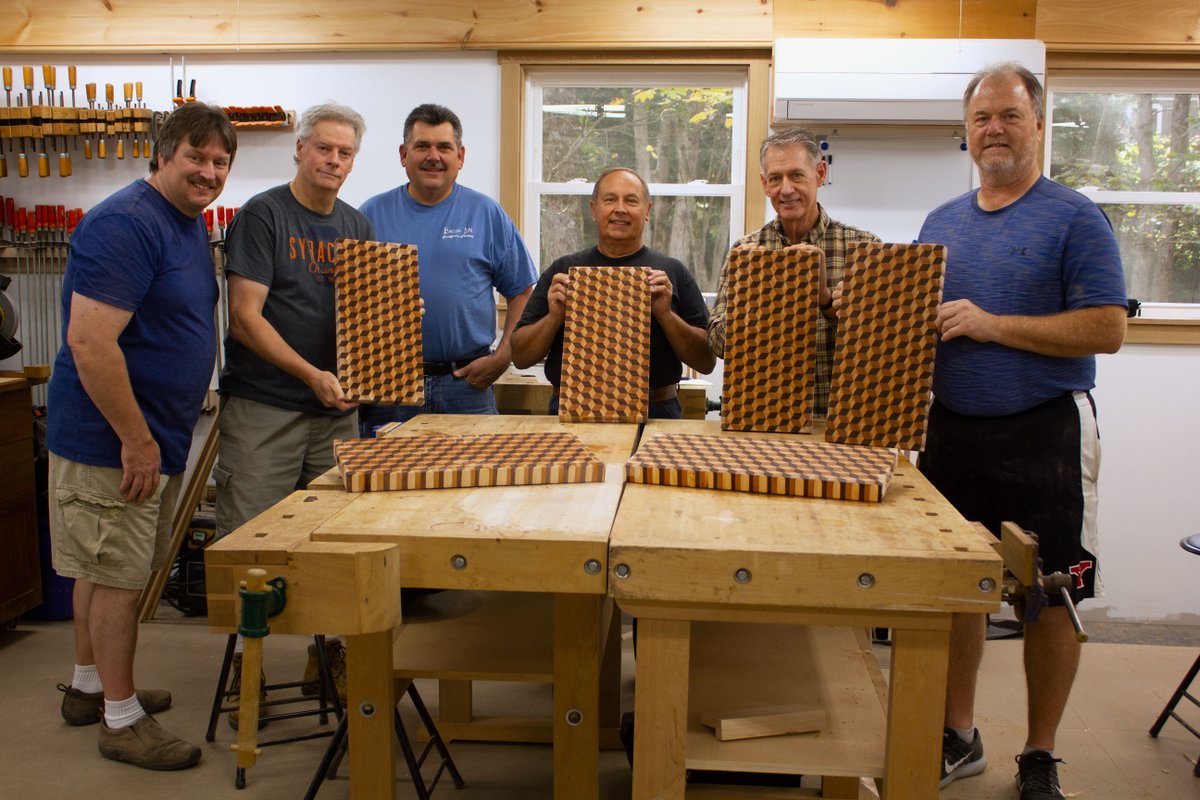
[307,370,358,412]
[120,435,161,505]
[937,299,995,343]
[546,273,570,323]
[648,270,674,319]
[454,351,508,390]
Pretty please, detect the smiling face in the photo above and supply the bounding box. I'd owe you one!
[966,72,1044,188]
[590,169,651,257]
[294,120,357,197]
[760,144,825,239]
[149,136,231,218]
[400,120,464,205]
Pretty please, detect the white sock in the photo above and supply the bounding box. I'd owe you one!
[104,693,146,729]
[72,664,103,694]
[952,725,975,744]
[234,634,244,654]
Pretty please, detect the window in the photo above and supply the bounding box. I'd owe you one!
[1046,76,1200,310]
[523,67,747,294]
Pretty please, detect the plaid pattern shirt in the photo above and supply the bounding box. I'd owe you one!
[707,205,880,417]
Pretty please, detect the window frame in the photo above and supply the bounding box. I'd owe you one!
[522,65,747,288]
[498,51,771,288]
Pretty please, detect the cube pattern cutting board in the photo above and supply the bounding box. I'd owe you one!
[722,247,818,433]
[558,266,651,423]
[825,242,945,451]
[334,238,423,405]
[625,433,894,502]
[333,431,606,492]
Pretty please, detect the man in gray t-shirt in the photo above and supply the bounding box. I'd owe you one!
[216,102,372,538]
[214,103,372,717]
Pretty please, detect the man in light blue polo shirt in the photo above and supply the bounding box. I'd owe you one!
[358,103,536,435]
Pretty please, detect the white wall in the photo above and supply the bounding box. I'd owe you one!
[3,52,1195,624]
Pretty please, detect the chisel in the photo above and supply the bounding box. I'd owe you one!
[84,83,96,159]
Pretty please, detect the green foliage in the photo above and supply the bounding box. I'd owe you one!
[1051,92,1200,302]
[538,84,736,289]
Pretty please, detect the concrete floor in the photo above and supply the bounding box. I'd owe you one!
[1,611,1198,800]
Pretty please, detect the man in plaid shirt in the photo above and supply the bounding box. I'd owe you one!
[707,127,879,417]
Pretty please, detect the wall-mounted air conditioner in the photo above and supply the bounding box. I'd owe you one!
[773,38,1046,126]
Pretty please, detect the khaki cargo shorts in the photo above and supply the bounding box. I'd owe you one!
[49,453,183,591]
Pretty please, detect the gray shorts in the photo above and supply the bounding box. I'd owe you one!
[49,453,183,591]
[214,395,357,539]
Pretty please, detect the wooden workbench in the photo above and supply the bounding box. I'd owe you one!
[208,414,637,800]
[609,419,1002,799]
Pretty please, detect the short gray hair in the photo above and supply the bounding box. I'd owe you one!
[758,127,822,173]
[591,167,650,203]
[963,62,1045,123]
[296,102,367,155]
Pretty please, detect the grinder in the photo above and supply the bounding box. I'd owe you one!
[0,275,22,359]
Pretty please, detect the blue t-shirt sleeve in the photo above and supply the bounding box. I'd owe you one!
[70,212,157,312]
[492,216,537,300]
[1062,202,1127,310]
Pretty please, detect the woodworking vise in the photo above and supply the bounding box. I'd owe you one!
[984,521,1088,643]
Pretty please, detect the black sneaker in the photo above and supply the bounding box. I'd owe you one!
[1016,751,1065,799]
[939,727,986,788]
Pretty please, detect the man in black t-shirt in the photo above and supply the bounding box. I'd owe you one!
[511,167,715,418]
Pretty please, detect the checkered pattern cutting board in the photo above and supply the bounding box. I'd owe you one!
[625,433,894,502]
[333,431,606,492]
[722,247,818,433]
[825,242,945,451]
[334,238,423,405]
[558,266,651,424]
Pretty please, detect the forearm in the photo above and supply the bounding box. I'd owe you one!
[658,312,716,375]
[72,341,154,449]
[495,289,532,362]
[510,314,562,370]
[230,312,323,388]
[989,306,1126,358]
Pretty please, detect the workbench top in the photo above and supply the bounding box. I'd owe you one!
[610,418,1002,615]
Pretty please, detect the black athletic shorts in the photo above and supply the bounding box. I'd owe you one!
[919,391,1101,606]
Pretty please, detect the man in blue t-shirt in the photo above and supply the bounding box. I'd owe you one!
[511,167,715,417]
[358,103,537,435]
[918,64,1127,800]
[46,103,237,770]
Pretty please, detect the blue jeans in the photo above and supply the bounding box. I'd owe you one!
[358,374,497,437]
[546,395,682,420]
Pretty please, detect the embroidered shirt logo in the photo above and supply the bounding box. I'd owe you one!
[1068,560,1094,589]
[442,226,474,240]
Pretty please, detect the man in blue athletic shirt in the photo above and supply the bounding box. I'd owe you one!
[358,103,537,435]
[919,63,1127,800]
[47,102,237,770]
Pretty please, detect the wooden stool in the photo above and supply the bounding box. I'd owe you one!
[205,633,343,788]
[304,678,464,800]
[1148,534,1200,778]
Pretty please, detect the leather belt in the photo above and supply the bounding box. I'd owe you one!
[422,350,490,377]
[551,384,678,403]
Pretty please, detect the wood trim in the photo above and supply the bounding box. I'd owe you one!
[745,60,770,234]
[1124,318,1200,346]
[1037,0,1200,53]
[498,59,524,228]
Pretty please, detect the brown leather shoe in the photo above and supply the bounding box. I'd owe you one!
[226,653,268,731]
[98,716,201,771]
[58,684,173,726]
